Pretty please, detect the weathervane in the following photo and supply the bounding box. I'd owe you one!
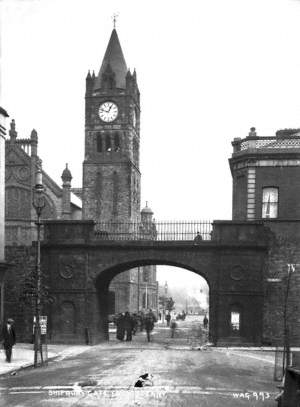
[112,13,119,29]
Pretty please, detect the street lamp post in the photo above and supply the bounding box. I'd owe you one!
[283,263,296,372]
[163,281,168,324]
[269,262,298,378]
[32,165,45,368]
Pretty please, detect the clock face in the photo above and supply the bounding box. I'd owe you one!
[98,102,118,122]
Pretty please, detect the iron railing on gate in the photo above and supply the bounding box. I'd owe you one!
[95,221,212,241]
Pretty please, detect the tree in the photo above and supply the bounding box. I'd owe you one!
[159,295,175,311]
[266,233,299,373]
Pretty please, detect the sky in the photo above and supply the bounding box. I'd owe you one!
[1,0,300,290]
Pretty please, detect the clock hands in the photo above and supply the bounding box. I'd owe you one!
[100,104,113,114]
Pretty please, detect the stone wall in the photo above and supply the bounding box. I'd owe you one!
[4,245,36,341]
[262,221,300,345]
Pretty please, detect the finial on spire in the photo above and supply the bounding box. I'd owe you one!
[9,119,17,140]
[112,12,119,29]
[61,163,72,183]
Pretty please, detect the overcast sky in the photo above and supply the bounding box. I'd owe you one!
[1,0,300,289]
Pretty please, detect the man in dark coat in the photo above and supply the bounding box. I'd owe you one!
[116,313,125,341]
[144,310,156,342]
[165,312,171,327]
[203,314,209,329]
[2,318,16,362]
[123,312,134,342]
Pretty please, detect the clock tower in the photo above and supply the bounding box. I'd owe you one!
[83,28,141,223]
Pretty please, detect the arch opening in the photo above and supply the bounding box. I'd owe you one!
[95,263,210,345]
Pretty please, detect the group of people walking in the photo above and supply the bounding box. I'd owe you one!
[114,310,157,342]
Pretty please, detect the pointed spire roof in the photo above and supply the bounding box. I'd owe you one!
[95,29,128,89]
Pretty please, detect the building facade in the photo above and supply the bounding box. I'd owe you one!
[5,120,82,246]
[230,127,300,345]
[0,106,9,325]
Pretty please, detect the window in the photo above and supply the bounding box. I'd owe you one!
[143,268,150,282]
[114,133,120,152]
[105,134,111,151]
[142,292,150,309]
[96,133,102,152]
[231,311,240,331]
[262,187,278,219]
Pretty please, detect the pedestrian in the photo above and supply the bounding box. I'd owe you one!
[165,312,171,327]
[132,314,138,335]
[2,318,16,362]
[194,231,203,244]
[170,319,177,338]
[116,313,125,341]
[158,312,162,321]
[144,311,155,342]
[124,311,134,342]
[147,309,157,323]
[203,314,208,329]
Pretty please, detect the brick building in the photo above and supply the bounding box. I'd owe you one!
[230,127,300,345]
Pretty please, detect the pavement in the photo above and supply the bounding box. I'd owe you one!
[0,343,90,376]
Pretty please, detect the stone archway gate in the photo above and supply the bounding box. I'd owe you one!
[41,220,269,345]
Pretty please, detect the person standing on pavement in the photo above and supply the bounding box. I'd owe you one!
[203,314,209,329]
[124,311,134,342]
[170,318,177,338]
[165,312,171,327]
[132,314,139,335]
[116,313,125,341]
[1,318,16,362]
[144,310,156,342]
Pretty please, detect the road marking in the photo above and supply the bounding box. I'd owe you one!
[43,386,75,389]
[10,391,45,394]
[10,386,42,390]
[216,350,275,364]
[1,384,277,396]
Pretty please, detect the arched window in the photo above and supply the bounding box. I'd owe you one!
[230,304,242,334]
[114,133,120,152]
[112,172,118,216]
[262,187,279,219]
[142,292,150,309]
[96,133,102,152]
[231,311,240,331]
[105,134,111,152]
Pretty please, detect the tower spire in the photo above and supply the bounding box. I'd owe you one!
[94,26,127,90]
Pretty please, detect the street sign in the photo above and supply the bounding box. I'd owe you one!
[33,315,47,334]
[40,316,47,334]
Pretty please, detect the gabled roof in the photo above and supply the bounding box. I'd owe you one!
[94,29,128,89]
